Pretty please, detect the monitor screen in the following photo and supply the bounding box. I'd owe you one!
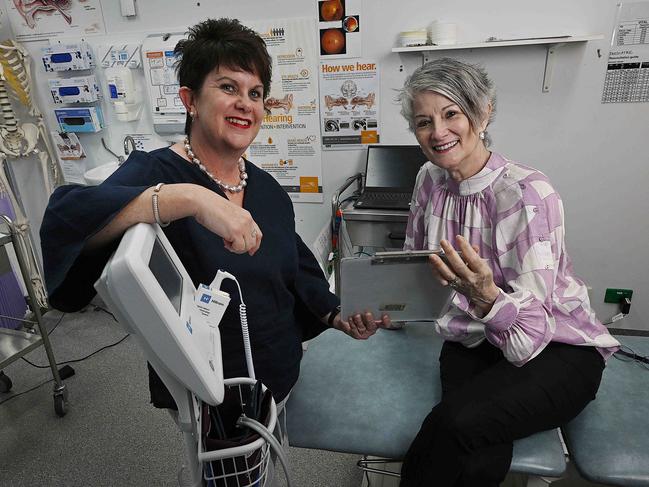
[148,237,183,315]
[365,145,429,190]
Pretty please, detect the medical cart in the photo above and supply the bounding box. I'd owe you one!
[0,214,68,416]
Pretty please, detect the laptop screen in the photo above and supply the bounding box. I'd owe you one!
[364,145,429,191]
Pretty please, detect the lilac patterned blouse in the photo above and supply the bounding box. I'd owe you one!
[404,152,620,365]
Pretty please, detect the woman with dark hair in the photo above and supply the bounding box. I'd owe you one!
[40,18,384,411]
[396,58,620,486]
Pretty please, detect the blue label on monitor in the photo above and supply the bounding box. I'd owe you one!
[200,294,211,304]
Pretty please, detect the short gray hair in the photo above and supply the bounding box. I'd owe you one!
[398,57,497,145]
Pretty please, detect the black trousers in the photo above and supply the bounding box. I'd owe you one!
[400,339,604,487]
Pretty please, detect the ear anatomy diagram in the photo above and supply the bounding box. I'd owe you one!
[324,95,349,110]
[12,0,74,29]
[350,92,375,109]
[264,93,294,113]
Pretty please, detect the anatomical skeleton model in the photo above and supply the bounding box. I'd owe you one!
[0,39,63,309]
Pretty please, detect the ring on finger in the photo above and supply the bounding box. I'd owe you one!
[448,276,461,289]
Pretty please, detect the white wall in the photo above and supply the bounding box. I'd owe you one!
[3,0,647,328]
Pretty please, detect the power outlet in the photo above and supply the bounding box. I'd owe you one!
[604,288,633,304]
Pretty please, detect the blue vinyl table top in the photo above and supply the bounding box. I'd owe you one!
[287,324,566,477]
[563,335,649,486]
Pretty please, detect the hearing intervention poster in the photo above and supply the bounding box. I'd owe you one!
[319,58,380,149]
[246,17,323,203]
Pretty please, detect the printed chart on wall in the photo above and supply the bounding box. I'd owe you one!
[602,1,649,103]
[320,59,379,149]
[4,0,106,41]
[51,131,85,184]
[317,0,361,58]
[246,17,323,203]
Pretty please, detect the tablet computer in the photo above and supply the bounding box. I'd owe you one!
[339,250,455,323]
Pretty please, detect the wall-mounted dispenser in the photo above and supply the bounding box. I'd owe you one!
[105,66,140,121]
[49,75,101,104]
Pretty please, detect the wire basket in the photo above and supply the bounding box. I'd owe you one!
[198,377,277,487]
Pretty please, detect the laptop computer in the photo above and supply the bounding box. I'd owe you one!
[353,145,429,211]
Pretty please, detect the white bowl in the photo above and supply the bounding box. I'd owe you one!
[84,161,120,186]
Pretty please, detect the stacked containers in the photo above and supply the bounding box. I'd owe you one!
[428,21,457,46]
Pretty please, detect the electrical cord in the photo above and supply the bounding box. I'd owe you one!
[92,304,118,322]
[5,330,131,405]
[212,270,255,379]
[614,345,649,368]
[45,311,66,335]
[238,415,292,487]
[0,376,54,406]
[339,194,359,205]
[21,334,130,368]
[20,306,127,369]
[602,312,627,326]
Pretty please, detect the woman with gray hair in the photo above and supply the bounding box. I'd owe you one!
[397,58,619,486]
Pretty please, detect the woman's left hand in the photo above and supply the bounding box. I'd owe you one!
[429,235,500,316]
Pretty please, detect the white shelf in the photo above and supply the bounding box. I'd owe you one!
[391,34,604,53]
[392,34,604,93]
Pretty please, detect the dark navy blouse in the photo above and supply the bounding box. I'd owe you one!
[40,148,338,404]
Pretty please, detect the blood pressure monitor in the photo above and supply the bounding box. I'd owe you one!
[95,223,227,405]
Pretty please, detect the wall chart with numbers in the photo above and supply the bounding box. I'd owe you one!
[602,1,649,103]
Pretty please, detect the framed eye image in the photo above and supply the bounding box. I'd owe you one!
[317,0,361,58]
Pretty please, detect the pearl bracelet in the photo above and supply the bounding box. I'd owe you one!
[152,183,170,228]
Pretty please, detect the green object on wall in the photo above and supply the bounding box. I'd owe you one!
[604,288,633,304]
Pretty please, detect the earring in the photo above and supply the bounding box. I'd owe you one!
[479,131,485,140]
[189,111,195,118]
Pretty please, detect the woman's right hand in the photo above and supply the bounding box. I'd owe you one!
[332,311,393,339]
[192,186,262,255]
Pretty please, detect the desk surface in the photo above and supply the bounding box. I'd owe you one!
[287,325,566,476]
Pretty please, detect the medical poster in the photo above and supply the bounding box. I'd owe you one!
[246,17,323,203]
[4,0,106,42]
[602,1,649,103]
[319,58,379,148]
[317,0,362,58]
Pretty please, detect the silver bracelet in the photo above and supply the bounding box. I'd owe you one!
[152,183,170,228]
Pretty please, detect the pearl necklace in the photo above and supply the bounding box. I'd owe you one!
[183,136,248,193]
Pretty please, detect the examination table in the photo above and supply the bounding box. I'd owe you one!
[287,324,649,486]
[286,324,566,483]
[562,334,649,486]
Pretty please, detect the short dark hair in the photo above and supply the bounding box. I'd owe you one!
[174,18,272,134]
